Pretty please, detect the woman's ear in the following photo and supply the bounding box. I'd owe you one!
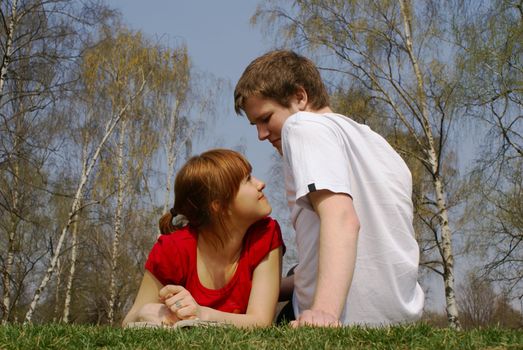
[295,86,308,111]
[210,200,221,213]
[211,200,230,216]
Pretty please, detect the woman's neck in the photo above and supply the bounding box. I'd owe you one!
[196,225,248,289]
[197,224,246,263]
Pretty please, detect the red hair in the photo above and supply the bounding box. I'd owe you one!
[159,149,252,246]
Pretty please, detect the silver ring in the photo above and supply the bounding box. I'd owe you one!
[175,300,182,309]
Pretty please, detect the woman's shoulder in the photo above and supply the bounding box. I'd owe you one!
[244,217,284,268]
[244,217,282,247]
[247,216,279,232]
[156,225,197,249]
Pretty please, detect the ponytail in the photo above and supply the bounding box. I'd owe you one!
[158,208,189,235]
[158,211,176,235]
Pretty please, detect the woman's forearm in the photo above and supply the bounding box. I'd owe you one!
[200,306,274,328]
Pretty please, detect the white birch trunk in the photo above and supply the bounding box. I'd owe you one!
[107,119,127,325]
[0,0,17,100]
[52,258,62,322]
[399,0,461,329]
[1,160,18,323]
[433,172,461,328]
[23,78,148,323]
[62,144,89,323]
[62,213,79,323]
[1,227,15,323]
[163,101,179,212]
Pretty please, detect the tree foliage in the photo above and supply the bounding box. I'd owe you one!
[0,2,208,324]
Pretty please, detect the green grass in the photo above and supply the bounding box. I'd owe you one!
[0,323,521,349]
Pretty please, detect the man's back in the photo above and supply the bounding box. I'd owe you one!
[283,112,424,325]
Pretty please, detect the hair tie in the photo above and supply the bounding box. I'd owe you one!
[170,208,177,217]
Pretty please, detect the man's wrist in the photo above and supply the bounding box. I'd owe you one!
[310,302,340,319]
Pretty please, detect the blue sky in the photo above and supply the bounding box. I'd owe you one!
[109,0,277,178]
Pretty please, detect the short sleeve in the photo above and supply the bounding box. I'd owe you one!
[282,113,352,210]
[145,234,184,286]
[245,217,285,271]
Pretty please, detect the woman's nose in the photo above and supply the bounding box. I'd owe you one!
[254,176,265,190]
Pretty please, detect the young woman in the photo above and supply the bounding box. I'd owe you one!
[122,149,284,328]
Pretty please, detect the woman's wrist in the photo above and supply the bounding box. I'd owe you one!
[199,306,211,321]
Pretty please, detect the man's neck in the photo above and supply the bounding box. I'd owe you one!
[304,105,333,114]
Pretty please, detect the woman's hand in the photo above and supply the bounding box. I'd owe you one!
[159,285,203,320]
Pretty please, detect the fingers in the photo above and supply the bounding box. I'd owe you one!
[159,284,186,300]
[175,303,198,319]
[291,309,341,328]
[161,288,199,320]
[167,299,197,319]
[164,295,185,311]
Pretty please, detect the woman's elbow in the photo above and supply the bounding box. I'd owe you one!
[256,316,274,328]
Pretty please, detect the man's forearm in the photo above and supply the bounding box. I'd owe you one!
[307,192,360,319]
[312,221,358,318]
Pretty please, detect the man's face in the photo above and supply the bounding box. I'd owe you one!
[244,95,301,154]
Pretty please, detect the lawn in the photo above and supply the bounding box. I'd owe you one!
[0,323,521,349]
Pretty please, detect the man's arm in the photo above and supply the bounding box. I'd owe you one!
[291,190,359,327]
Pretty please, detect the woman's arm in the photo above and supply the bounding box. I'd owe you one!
[122,270,178,327]
[161,246,282,328]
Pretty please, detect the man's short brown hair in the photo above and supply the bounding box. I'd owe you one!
[234,50,330,115]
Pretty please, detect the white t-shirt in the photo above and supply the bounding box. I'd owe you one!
[282,111,424,326]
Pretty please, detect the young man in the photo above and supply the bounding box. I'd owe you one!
[234,50,424,327]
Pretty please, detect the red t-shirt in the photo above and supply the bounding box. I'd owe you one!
[145,217,284,314]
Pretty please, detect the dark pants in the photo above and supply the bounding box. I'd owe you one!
[276,299,295,324]
[276,264,297,325]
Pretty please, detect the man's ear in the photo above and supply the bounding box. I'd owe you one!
[295,86,309,111]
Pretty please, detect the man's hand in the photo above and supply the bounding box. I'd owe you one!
[290,309,341,327]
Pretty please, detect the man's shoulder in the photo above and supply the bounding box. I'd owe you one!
[283,112,341,139]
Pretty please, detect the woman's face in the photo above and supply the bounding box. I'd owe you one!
[228,174,271,225]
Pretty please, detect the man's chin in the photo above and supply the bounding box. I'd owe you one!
[271,142,282,155]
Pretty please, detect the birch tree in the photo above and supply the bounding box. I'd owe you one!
[253,0,466,328]
[23,61,149,323]
[49,27,159,324]
[0,0,112,322]
[155,47,192,213]
[74,28,201,324]
[454,0,522,301]
[459,0,522,164]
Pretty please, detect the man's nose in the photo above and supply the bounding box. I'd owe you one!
[256,124,269,141]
